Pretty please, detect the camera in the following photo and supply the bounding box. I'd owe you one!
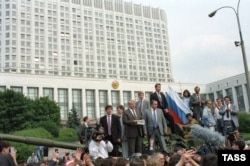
[92,131,105,142]
[226,126,235,140]
[10,147,17,153]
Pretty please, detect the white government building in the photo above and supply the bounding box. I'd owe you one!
[0,0,249,120]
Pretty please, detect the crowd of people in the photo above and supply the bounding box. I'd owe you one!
[1,83,249,166]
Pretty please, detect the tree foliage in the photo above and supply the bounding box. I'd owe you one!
[67,107,80,129]
[33,97,61,125]
[0,89,61,134]
[238,111,250,133]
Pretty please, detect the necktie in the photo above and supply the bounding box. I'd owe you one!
[153,110,157,128]
[158,93,162,102]
[197,95,201,106]
[139,100,142,115]
[108,115,111,135]
[158,93,162,106]
[226,105,230,118]
[132,110,137,119]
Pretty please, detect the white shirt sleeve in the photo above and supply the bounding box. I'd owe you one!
[105,140,113,152]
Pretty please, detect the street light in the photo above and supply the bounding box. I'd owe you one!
[208,0,250,112]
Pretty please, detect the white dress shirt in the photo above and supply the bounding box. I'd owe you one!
[89,140,113,160]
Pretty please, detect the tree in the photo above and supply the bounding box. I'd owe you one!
[67,107,80,128]
[0,89,32,132]
[0,89,61,133]
[33,97,61,126]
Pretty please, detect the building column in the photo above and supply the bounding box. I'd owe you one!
[82,89,87,118]
[39,86,43,98]
[95,89,100,120]
[232,86,238,108]
[68,88,72,112]
[120,90,124,106]
[242,84,250,112]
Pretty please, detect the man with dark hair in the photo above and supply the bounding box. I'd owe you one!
[150,83,175,134]
[100,105,121,157]
[0,141,18,166]
[89,131,113,160]
[136,91,150,116]
[232,140,246,150]
[182,113,198,139]
[116,105,128,158]
[144,100,169,153]
[78,116,90,144]
[219,96,239,136]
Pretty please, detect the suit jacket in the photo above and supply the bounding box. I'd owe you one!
[100,114,121,142]
[219,104,239,128]
[189,93,204,111]
[122,108,144,137]
[119,115,127,140]
[143,108,167,136]
[150,92,168,110]
[136,99,150,116]
[0,153,16,166]
[78,123,88,140]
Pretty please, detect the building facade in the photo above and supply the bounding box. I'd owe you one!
[0,0,176,120]
[0,0,173,82]
[0,0,249,121]
[1,73,201,120]
[205,73,249,112]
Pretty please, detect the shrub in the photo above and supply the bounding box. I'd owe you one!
[238,111,250,133]
[35,121,60,137]
[10,128,53,161]
[56,127,78,142]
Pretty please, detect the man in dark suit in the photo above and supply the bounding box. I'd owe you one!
[78,116,89,144]
[100,105,121,157]
[122,100,144,158]
[150,83,175,134]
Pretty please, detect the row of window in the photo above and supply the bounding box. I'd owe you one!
[0,86,152,119]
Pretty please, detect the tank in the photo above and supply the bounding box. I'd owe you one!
[0,133,83,150]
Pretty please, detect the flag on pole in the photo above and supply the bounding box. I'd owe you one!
[166,86,193,125]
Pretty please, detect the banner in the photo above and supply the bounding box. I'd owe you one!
[166,86,193,125]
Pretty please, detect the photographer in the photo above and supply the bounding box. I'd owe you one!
[226,129,244,147]
[0,141,18,166]
[88,131,113,160]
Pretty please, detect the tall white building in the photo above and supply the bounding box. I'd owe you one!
[0,0,173,82]
[2,0,248,120]
[0,0,178,120]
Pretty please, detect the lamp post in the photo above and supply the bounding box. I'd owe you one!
[208,0,250,112]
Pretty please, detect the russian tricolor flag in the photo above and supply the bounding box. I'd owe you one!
[166,86,193,125]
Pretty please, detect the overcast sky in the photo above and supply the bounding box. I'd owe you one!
[130,0,250,84]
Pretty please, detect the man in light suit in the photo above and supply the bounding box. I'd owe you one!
[150,83,175,134]
[136,91,150,116]
[144,100,169,153]
[116,105,128,158]
[219,96,239,136]
[122,100,144,158]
